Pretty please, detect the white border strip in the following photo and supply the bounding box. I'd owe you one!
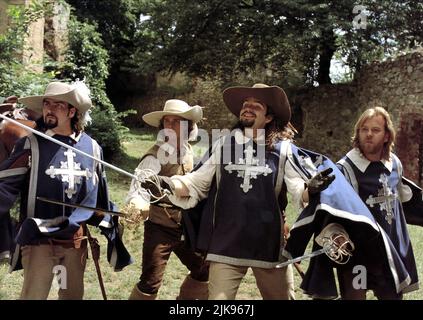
[291,202,380,232]
[27,135,39,218]
[0,167,28,179]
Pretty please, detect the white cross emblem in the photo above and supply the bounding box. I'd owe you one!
[365,174,398,224]
[45,149,92,199]
[298,154,323,176]
[224,145,272,193]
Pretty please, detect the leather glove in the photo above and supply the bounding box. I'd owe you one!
[141,175,175,198]
[307,168,335,195]
[5,96,18,104]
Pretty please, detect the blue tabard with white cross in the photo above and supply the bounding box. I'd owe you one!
[338,155,418,294]
[196,135,284,268]
[0,132,133,271]
[16,132,100,244]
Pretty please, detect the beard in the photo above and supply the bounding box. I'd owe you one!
[359,139,383,157]
[44,115,58,129]
[239,118,255,129]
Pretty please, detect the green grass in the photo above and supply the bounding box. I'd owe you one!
[1,127,422,300]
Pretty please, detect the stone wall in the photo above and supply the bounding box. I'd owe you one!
[22,12,44,72]
[0,0,69,72]
[0,0,25,34]
[295,49,423,185]
[44,2,69,63]
[0,1,10,34]
[291,84,359,159]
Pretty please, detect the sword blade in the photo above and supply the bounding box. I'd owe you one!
[37,196,127,217]
[275,247,330,269]
[0,114,137,181]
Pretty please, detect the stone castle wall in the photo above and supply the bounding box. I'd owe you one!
[0,0,69,72]
[295,49,423,184]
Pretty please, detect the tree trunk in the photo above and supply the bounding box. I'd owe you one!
[317,28,336,85]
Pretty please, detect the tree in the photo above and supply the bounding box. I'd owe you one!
[133,0,422,85]
[58,18,129,158]
[64,0,153,108]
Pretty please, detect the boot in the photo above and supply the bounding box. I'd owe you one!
[176,275,208,300]
[128,284,157,300]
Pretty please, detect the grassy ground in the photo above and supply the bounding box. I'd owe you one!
[1,127,422,300]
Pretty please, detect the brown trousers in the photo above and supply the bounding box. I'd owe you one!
[20,244,87,300]
[137,221,209,294]
[208,262,295,300]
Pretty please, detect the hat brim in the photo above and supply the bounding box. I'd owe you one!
[142,108,203,127]
[222,86,291,125]
[18,91,91,114]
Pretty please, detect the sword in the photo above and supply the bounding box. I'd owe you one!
[37,196,128,217]
[0,113,139,181]
[275,246,331,269]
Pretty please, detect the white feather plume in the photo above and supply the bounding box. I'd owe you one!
[70,79,93,127]
[71,78,91,97]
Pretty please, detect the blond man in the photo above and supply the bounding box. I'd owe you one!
[335,107,421,299]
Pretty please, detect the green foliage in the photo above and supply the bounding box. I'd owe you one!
[64,0,149,114]
[0,1,53,97]
[133,0,422,85]
[0,1,130,158]
[58,18,130,158]
[60,19,109,89]
[0,0,47,61]
[65,0,142,70]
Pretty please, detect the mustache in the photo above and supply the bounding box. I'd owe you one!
[241,111,256,116]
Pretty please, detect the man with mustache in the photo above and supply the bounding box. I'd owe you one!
[142,83,335,299]
[0,81,131,299]
[125,100,209,300]
[334,107,422,299]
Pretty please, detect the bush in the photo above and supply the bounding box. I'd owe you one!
[1,3,128,159]
[0,1,53,98]
[56,18,129,158]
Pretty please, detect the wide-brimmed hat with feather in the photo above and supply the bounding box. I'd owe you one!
[18,81,92,114]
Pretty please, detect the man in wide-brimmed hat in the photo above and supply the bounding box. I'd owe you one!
[0,81,132,299]
[126,99,209,300]
[141,84,335,299]
[19,81,93,133]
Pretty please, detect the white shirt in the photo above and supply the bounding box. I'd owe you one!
[125,141,190,210]
[45,129,81,142]
[168,132,306,211]
[346,148,412,202]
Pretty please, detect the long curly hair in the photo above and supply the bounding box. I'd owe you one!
[265,119,297,150]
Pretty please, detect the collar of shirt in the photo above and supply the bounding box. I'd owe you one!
[45,129,82,143]
[234,129,266,145]
[346,148,393,173]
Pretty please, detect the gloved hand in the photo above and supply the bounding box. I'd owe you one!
[141,175,175,198]
[5,96,18,104]
[307,168,335,195]
[0,96,17,111]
